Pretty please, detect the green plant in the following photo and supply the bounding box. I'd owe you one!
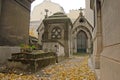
[20,44,36,53]
[30,45,36,50]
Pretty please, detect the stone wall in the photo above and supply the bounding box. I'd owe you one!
[43,42,65,56]
[0,0,31,46]
[0,46,20,63]
[100,0,120,80]
[85,0,94,27]
[43,42,65,62]
[0,0,1,16]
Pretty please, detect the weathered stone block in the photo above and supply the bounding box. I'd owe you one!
[9,52,56,72]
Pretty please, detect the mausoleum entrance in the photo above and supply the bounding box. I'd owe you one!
[77,30,87,53]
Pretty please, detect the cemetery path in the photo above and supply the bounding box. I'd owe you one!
[0,56,96,80]
[36,56,96,80]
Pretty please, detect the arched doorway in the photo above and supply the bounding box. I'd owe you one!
[77,30,88,53]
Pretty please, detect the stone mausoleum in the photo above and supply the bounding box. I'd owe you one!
[37,9,93,60]
[42,12,72,60]
[71,10,93,54]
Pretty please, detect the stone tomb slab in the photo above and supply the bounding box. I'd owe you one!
[8,52,56,73]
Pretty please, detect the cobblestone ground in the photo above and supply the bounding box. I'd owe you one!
[0,56,96,80]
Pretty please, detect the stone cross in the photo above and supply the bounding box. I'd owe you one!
[45,9,49,18]
[79,7,84,16]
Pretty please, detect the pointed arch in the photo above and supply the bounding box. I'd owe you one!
[72,26,93,53]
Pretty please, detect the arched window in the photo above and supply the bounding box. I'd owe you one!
[77,30,87,53]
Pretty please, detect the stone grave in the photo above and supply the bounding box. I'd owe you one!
[8,51,56,73]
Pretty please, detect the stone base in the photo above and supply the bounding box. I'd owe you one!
[0,46,20,64]
[95,69,100,80]
[8,52,56,72]
[92,55,100,69]
[9,57,56,73]
[58,56,65,62]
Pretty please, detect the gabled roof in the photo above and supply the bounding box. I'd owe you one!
[44,12,69,20]
[72,13,93,30]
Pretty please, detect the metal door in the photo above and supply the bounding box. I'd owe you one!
[77,31,87,53]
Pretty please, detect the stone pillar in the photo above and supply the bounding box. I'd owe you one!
[92,0,103,69]
[0,0,34,63]
[69,25,73,55]
[74,37,77,53]
[87,38,91,54]
[0,0,34,46]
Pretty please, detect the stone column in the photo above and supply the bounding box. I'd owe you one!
[74,37,77,53]
[69,25,73,55]
[92,0,103,69]
[87,38,91,54]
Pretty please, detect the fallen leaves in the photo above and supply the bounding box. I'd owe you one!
[42,56,96,80]
[0,73,39,80]
[0,56,96,80]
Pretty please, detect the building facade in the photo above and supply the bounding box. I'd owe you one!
[85,0,94,27]
[91,0,120,80]
[72,11,93,54]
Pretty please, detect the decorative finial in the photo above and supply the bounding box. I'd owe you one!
[45,9,49,18]
[79,7,84,16]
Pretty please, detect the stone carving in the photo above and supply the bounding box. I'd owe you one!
[51,27,62,39]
